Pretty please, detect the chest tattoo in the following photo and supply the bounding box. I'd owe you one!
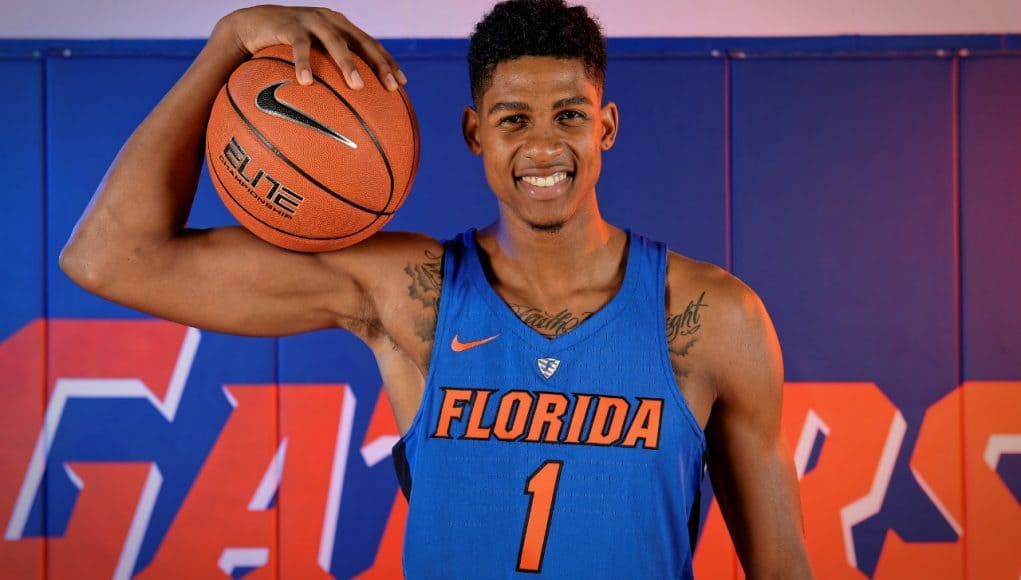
[509,304,594,338]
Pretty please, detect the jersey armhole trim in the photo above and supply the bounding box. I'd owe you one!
[656,246,707,448]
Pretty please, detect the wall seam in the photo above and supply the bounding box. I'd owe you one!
[724,56,733,274]
[952,54,968,580]
[40,52,50,580]
[724,54,738,580]
[275,336,282,579]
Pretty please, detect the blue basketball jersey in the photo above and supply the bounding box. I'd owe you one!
[395,229,706,578]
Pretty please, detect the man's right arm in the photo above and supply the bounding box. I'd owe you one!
[59,7,422,340]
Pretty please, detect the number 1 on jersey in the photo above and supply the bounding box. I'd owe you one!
[517,460,564,573]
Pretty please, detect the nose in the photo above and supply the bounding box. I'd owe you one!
[521,124,564,162]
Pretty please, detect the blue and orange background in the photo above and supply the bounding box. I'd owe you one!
[0,23,1019,580]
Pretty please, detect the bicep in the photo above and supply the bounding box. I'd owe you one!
[79,225,370,337]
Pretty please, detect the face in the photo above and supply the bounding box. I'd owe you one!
[462,56,618,232]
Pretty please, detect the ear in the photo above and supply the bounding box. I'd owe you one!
[599,101,619,151]
[462,106,482,155]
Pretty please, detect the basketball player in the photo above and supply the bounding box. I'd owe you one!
[60,1,813,577]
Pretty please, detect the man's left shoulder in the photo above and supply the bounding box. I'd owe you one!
[656,250,782,420]
[661,248,780,394]
[664,251,770,330]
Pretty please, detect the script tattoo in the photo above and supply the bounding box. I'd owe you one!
[666,291,708,342]
[510,304,593,338]
[666,291,708,380]
[404,249,443,343]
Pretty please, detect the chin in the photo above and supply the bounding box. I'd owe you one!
[516,203,573,233]
[526,220,565,233]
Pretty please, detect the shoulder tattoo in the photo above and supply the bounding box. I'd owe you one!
[666,291,709,379]
[404,249,443,344]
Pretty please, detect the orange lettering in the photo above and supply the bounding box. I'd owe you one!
[874,386,962,578]
[781,382,902,579]
[621,398,663,449]
[0,320,45,578]
[525,393,569,442]
[961,381,1021,579]
[463,389,495,440]
[432,388,473,438]
[564,394,593,443]
[49,463,154,579]
[494,391,533,440]
[585,396,629,445]
[140,386,279,577]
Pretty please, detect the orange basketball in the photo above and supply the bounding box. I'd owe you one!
[205,45,419,252]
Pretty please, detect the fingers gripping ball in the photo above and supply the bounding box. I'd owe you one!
[205,45,419,252]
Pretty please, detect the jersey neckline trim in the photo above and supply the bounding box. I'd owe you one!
[462,227,643,353]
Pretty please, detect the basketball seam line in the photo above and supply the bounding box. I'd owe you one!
[394,86,420,211]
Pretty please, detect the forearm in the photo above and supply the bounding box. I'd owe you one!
[61,18,246,281]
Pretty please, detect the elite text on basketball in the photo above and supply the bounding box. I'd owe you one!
[221,136,304,217]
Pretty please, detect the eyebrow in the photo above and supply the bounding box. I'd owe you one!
[553,96,592,109]
[487,95,593,116]
[488,101,530,116]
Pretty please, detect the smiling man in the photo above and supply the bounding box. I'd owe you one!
[60,0,812,577]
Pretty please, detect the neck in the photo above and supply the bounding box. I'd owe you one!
[478,200,626,300]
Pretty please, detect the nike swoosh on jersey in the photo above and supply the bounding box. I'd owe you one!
[255,81,358,149]
[450,333,500,352]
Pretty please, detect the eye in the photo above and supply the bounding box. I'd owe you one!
[498,114,526,127]
[557,110,587,123]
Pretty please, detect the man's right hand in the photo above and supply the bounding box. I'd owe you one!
[217,6,407,91]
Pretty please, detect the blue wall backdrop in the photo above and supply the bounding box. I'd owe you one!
[0,37,1018,579]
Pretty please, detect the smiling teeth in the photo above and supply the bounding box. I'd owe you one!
[521,172,568,187]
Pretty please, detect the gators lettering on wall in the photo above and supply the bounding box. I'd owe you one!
[0,320,1017,578]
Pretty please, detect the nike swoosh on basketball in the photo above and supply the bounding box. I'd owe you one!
[451,333,500,352]
[255,81,358,149]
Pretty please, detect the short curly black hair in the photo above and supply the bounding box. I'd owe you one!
[467,0,607,104]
